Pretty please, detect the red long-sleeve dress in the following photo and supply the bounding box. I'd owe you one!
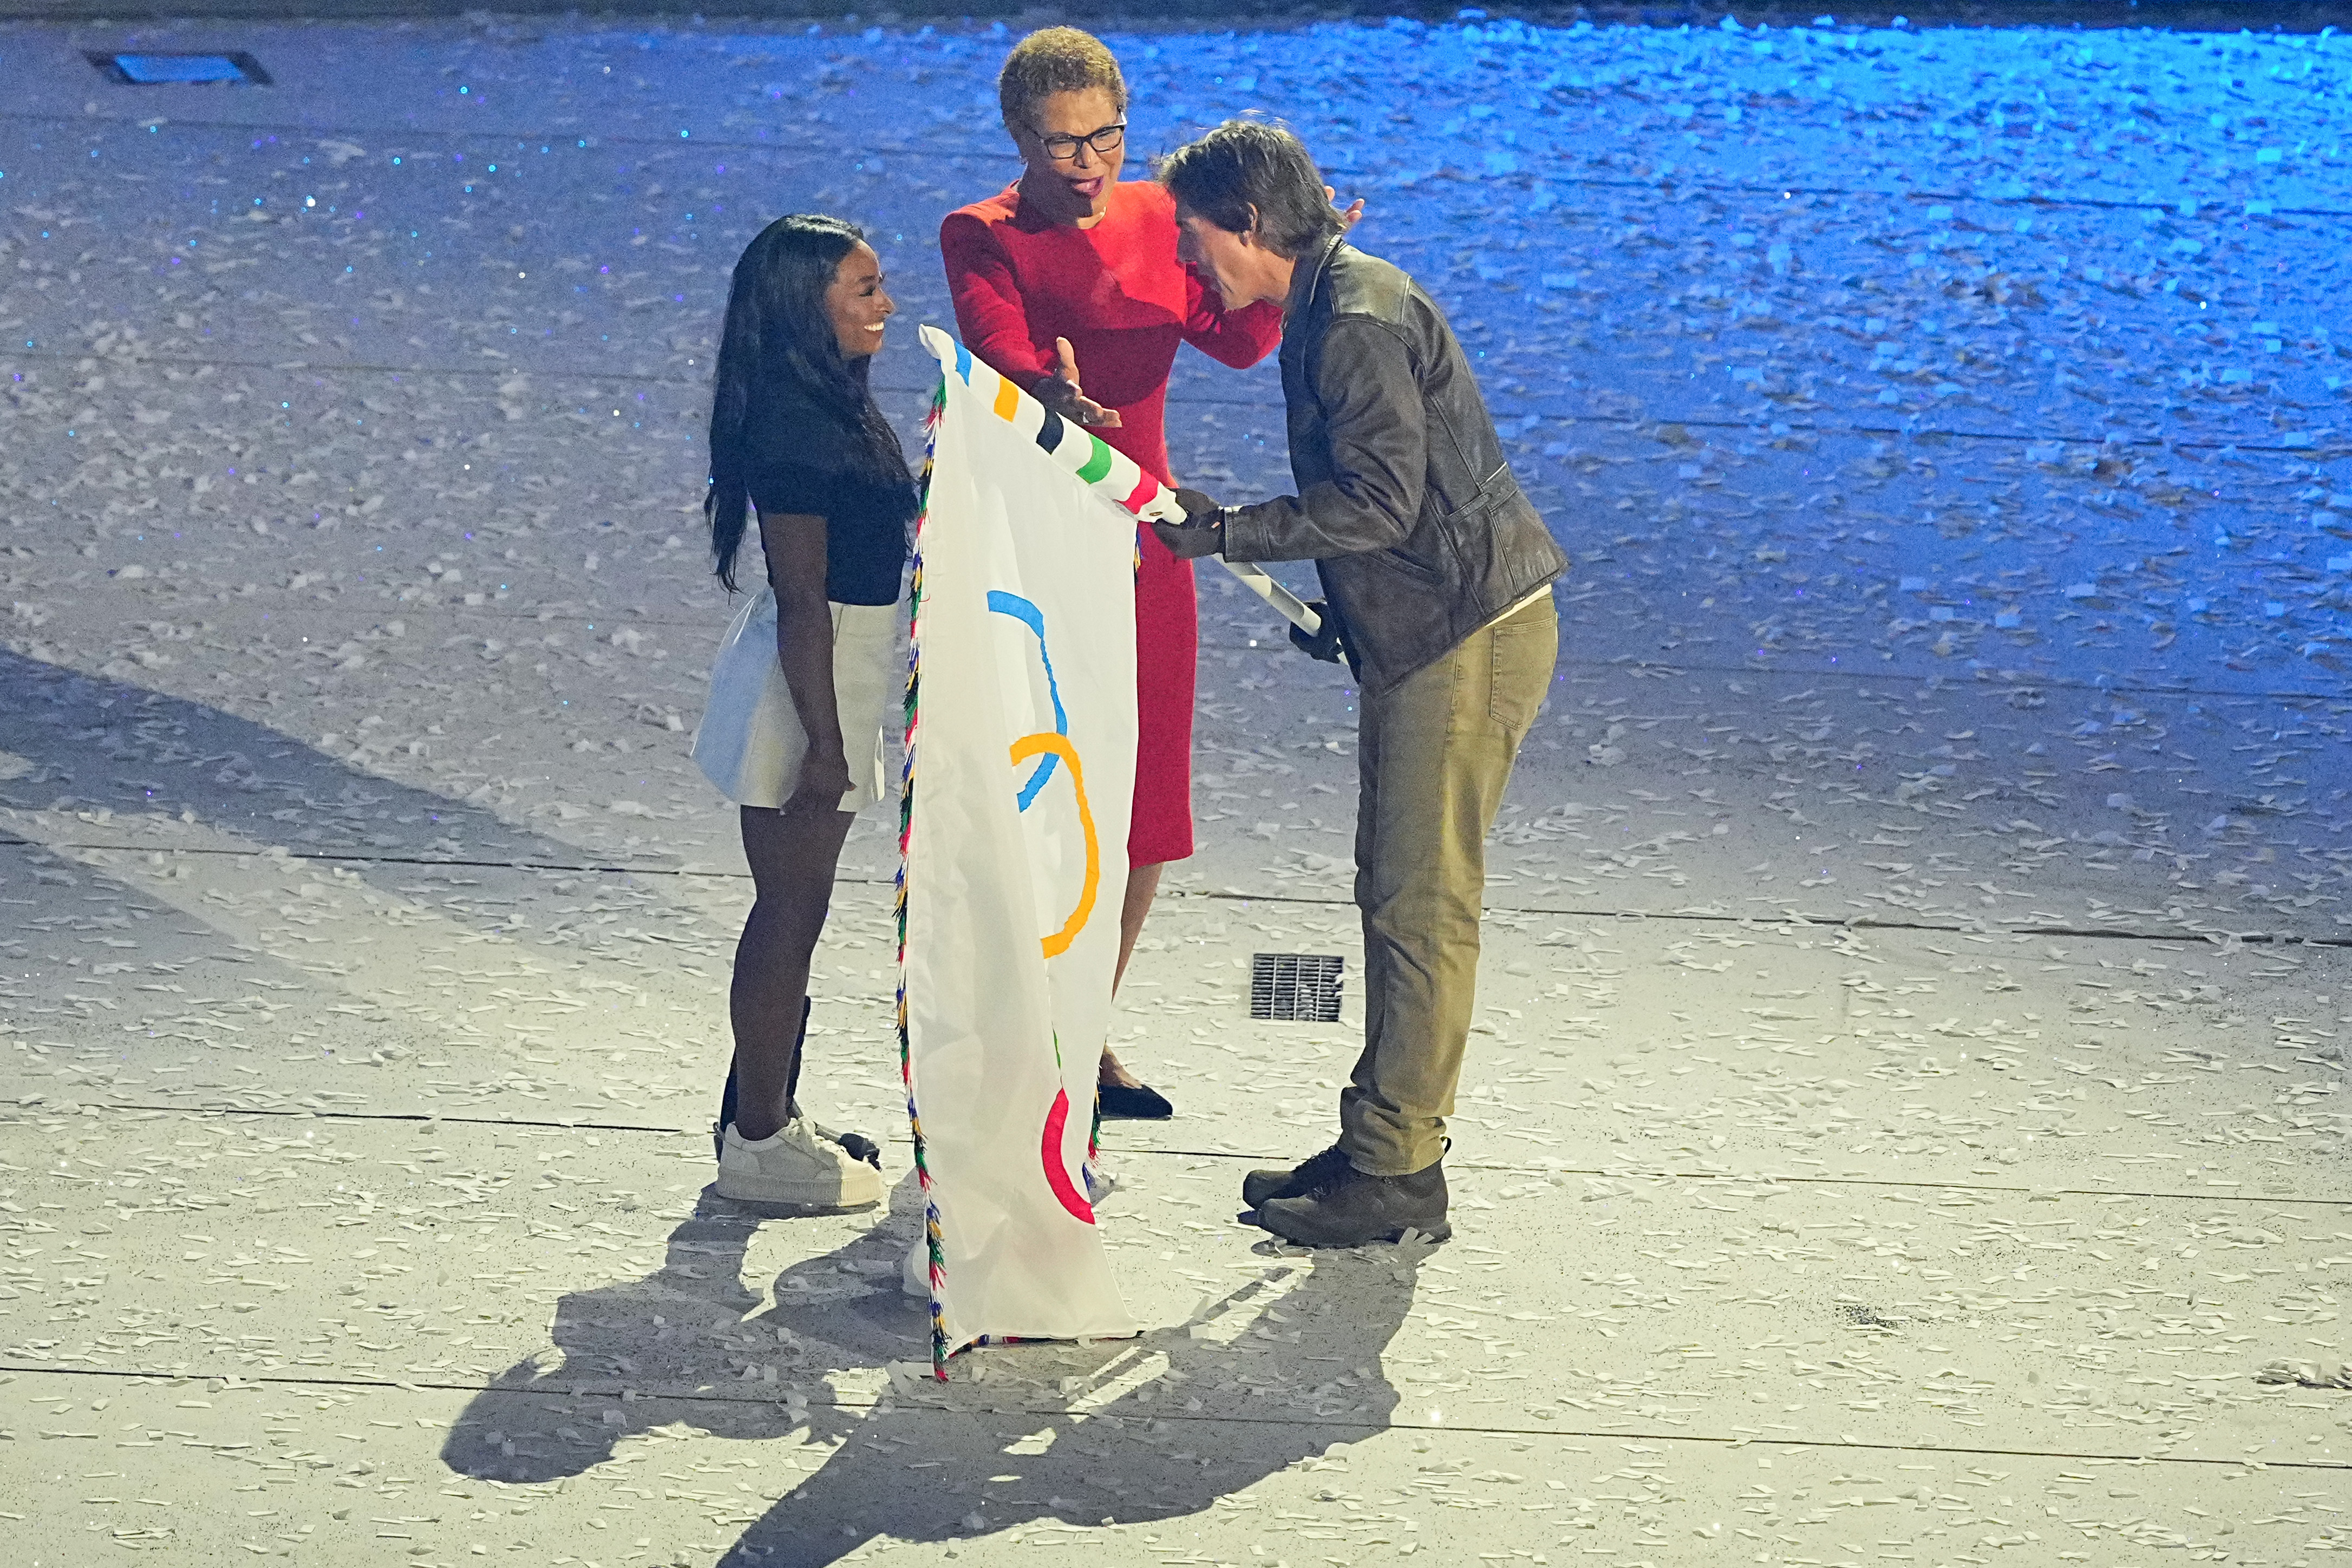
[941,179,1283,867]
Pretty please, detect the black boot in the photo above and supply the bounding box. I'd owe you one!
[1257,1156,1451,1247]
[1241,1144,1351,1212]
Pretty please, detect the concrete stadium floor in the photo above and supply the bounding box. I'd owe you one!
[2,9,2349,1566]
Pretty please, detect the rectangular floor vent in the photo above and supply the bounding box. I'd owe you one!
[1250,953,1344,1023]
[88,52,270,86]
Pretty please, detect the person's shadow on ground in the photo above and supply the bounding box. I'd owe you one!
[0,648,579,872]
[438,1183,929,1485]
[0,646,749,967]
[440,1175,1423,1567]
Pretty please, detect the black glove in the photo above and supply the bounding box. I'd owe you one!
[1171,486,1221,523]
[1289,599,1349,665]
[1153,487,1228,561]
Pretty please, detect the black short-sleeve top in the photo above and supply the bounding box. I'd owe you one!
[746,460,915,607]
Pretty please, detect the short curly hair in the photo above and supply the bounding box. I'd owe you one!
[997,27,1127,132]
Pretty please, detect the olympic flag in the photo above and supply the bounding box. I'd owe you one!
[899,324,1152,1374]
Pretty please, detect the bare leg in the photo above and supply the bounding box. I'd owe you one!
[1099,859,1164,1089]
[729,802,856,1142]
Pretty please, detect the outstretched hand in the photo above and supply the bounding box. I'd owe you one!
[1035,336,1122,429]
[1327,185,1367,231]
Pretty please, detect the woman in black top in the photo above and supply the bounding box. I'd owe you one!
[692,214,916,1208]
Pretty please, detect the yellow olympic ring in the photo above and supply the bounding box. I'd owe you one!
[1009,731,1099,959]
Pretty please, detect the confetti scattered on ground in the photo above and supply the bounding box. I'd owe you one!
[2,10,2347,1566]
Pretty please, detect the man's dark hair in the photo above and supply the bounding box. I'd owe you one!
[1156,119,1340,260]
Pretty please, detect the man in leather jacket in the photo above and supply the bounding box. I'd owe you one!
[1152,119,1567,1249]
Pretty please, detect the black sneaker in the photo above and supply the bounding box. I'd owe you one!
[1257,1158,1451,1248]
[1241,1144,1351,1211]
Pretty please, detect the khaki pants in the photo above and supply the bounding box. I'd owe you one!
[1340,593,1557,1175]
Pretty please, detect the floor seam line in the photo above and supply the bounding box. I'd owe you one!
[0,1363,2339,1469]
[5,837,2339,946]
[11,1103,2346,1206]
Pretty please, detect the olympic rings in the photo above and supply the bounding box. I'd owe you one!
[1008,731,1099,959]
[1040,1086,1096,1225]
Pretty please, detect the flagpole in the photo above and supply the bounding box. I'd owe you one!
[1217,560,1322,637]
[1132,490,1323,637]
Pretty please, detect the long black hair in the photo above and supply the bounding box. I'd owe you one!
[706,214,911,593]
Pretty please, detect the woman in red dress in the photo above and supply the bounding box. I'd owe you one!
[941,28,1284,1119]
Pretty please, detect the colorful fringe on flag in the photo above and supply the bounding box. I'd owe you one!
[895,324,1142,1377]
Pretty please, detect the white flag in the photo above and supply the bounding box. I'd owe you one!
[898,324,1156,1374]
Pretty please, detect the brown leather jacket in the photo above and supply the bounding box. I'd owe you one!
[1220,236,1567,696]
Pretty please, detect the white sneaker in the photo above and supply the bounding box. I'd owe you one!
[901,1236,931,1299]
[716,1119,883,1208]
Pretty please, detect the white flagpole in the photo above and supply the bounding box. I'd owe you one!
[1218,560,1323,637]
[1132,489,1323,637]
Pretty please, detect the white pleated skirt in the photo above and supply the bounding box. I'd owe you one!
[692,588,904,814]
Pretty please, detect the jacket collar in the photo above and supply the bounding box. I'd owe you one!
[1284,232,1348,323]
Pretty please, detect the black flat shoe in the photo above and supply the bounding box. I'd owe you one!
[1096,1080,1174,1120]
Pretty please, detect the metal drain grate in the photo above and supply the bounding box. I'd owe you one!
[87,52,271,86]
[1249,953,1344,1023]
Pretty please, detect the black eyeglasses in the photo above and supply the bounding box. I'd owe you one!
[1035,121,1126,163]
